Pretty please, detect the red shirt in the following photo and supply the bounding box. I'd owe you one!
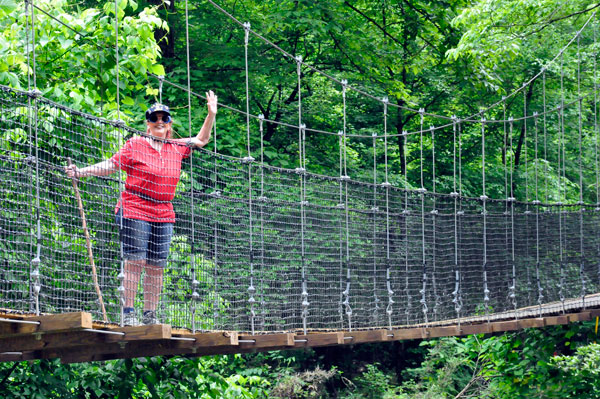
[110,136,191,223]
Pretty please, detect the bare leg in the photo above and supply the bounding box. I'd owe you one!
[124,259,144,308]
[143,264,164,311]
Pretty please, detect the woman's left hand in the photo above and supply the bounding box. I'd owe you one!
[206,90,217,116]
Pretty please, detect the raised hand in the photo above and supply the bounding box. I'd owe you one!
[206,90,218,116]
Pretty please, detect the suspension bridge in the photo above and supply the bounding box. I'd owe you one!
[1,2,600,363]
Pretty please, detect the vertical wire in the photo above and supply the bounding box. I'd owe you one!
[25,0,42,315]
[577,33,586,308]
[534,114,543,317]
[212,120,219,329]
[543,72,549,204]
[451,117,461,327]
[338,128,344,327]
[594,22,600,288]
[382,98,393,330]
[481,118,490,321]
[418,109,428,325]
[185,0,198,333]
[341,80,352,330]
[258,115,266,330]
[524,91,531,306]
[372,125,379,326]
[295,55,309,334]
[559,51,566,313]
[402,129,410,325]
[243,23,256,334]
[113,0,125,327]
[430,126,439,320]
[509,118,516,318]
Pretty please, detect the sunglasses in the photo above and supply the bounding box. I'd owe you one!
[147,113,172,123]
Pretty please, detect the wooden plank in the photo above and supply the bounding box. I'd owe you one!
[589,309,600,318]
[429,326,461,338]
[457,323,492,336]
[33,312,92,332]
[568,312,591,322]
[238,333,295,350]
[387,328,426,341]
[343,330,388,345]
[517,318,546,329]
[293,332,344,348]
[185,331,238,347]
[0,312,92,337]
[113,324,172,341]
[491,320,519,333]
[544,315,569,326]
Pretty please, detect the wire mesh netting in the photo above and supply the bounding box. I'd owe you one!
[1,85,600,333]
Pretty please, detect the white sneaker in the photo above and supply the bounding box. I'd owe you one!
[123,312,139,326]
[142,310,159,325]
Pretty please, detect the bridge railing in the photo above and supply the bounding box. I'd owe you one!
[2,85,600,333]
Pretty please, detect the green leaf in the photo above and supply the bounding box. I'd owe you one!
[0,0,17,17]
[151,64,165,76]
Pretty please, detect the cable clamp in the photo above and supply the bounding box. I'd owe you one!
[402,209,410,215]
[417,187,427,194]
[258,113,264,121]
[576,201,584,206]
[503,211,510,216]
[242,156,255,163]
[532,200,541,205]
[418,108,425,115]
[556,201,563,206]
[341,79,348,88]
[112,119,126,128]
[256,196,268,202]
[430,209,438,215]
[295,55,303,64]
[371,206,379,212]
[381,181,391,187]
[209,190,221,198]
[449,191,459,198]
[340,175,350,181]
[27,89,42,99]
[372,132,378,137]
[507,197,516,202]
[300,200,309,206]
[479,195,488,201]
[295,167,306,174]
[457,210,465,215]
[524,210,531,214]
[338,130,344,136]
[336,203,345,209]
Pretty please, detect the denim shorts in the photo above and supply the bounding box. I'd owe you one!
[115,209,174,267]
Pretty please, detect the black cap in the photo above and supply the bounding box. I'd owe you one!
[145,103,171,120]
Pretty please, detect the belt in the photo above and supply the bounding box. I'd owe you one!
[125,189,172,204]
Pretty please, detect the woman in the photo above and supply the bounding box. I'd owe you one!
[66,91,217,326]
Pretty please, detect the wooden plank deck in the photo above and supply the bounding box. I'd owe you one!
[0,304,598,363]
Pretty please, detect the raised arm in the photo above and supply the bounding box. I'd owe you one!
[187,90,217,148]
[65,159,118,178]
